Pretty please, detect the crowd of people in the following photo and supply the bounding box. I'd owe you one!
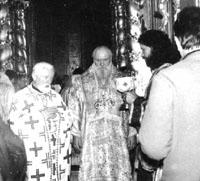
[0,6,199,181]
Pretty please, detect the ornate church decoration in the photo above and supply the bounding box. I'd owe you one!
[110,0,151,97]
[128,0,142,63]
[127,0,151,97]
[0,0,29,74]
[110,0,128,68]
[0,1,12,70]
[12,0,29,74]
[158,0,169,31]
[173,0,180,21]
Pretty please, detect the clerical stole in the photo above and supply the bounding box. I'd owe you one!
[68,65,132,181]
[9,85,72,181]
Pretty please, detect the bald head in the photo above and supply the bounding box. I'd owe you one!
[32,62,55,86]
[92,46,112,59]
[92,46,112,68]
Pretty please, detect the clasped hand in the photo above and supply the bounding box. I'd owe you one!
[125,91,138,104]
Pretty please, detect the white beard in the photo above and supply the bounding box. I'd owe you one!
[95,67,111,81]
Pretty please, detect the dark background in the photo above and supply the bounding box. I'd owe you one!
[30,0,112,75]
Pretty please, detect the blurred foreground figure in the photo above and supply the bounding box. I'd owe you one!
[9,62,72,181]
[135,29,180,181]
[0,69,27,181]
[139,7,200,181]
[0,82,15,124]
[0,117,27,181]
[68,46,134,181]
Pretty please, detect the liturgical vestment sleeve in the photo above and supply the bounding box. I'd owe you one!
[68,75,84,138]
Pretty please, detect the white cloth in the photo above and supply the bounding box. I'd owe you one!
[9,84,72,181]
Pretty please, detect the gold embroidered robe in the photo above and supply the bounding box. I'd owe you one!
[68,65,132,181]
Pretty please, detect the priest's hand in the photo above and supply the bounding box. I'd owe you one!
[73,136,82,153]
[127,135,137,150]
[126,91,137,104]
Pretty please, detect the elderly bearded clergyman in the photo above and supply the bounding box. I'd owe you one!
[9,62,72,181]
[67,46,136,181]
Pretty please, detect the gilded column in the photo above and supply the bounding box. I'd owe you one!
[128,0,142,65]
[0,0,13,70]
[11,0,30,75]
[128,0,151,97]
[111,0,129,68]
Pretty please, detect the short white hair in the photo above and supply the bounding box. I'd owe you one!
[32,62,55,84]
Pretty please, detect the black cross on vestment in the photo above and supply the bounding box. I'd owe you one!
[7,119,14,126]
[31,169,45,181]
[51,134,56,146]
[42,153,51,168]
[63,128,70,138]
[39,127,46,142]
[30,142,43,157]
[59,165,65,180]
[59,143,65,153]
[64,149,71,164]
[25,116,39,129]
[51,150,56,159]
[22,100,34,113]
[48,91,57,100]
[58,101,66,111]
[53,163,56,175]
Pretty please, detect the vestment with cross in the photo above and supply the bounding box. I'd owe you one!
[9,84,72,181]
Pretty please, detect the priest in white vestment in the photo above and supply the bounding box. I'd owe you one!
[9,62,72,181]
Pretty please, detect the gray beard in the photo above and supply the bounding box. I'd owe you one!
[95,67,110,81]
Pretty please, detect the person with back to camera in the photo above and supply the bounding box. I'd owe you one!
[0,63,27,181]
[133,29,181,181]
[139,6,200,181]
[138,29,181,129]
